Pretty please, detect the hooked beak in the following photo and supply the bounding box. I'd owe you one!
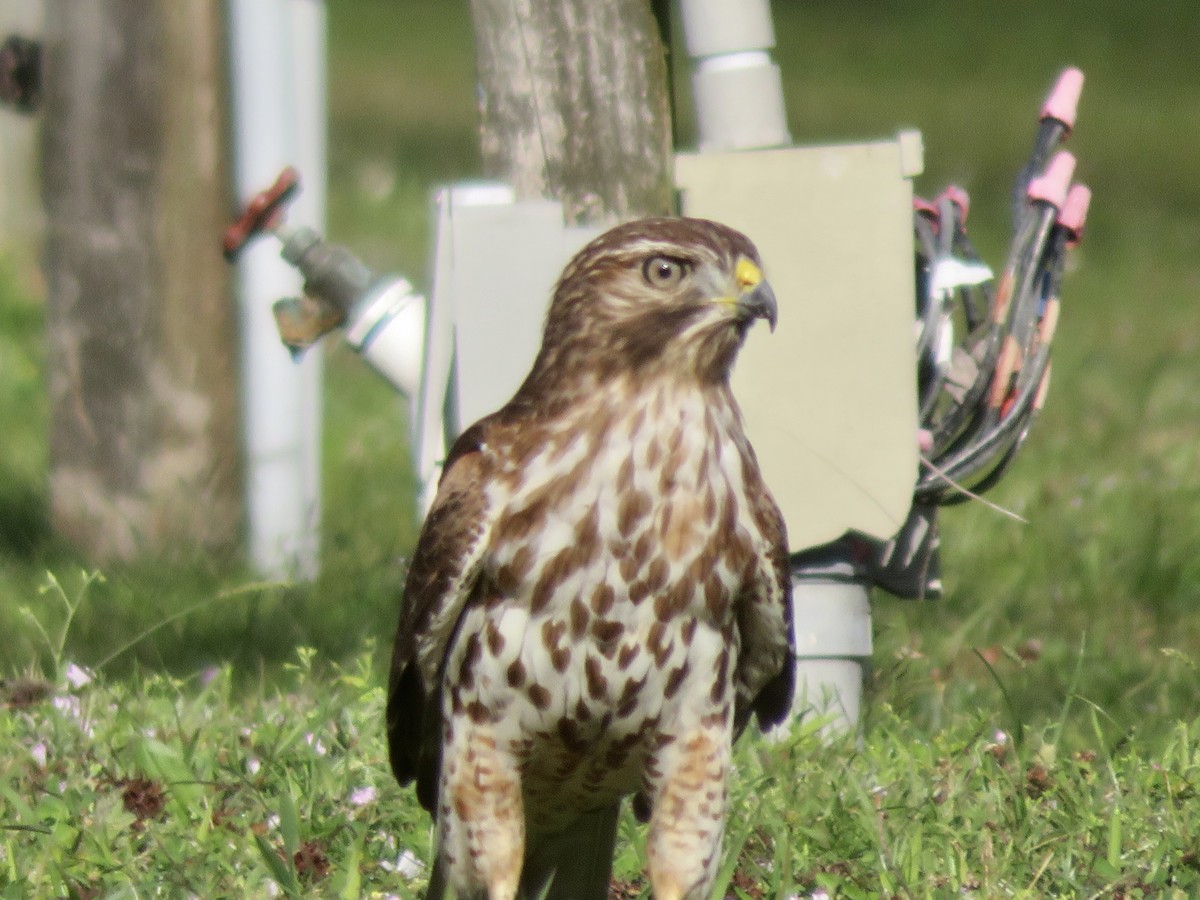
[736,279,778,332]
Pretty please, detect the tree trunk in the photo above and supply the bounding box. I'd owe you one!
[468,0,674,225]
[41,0,240,562]
[445,7,674,897]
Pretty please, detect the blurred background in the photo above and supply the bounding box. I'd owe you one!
[1,0,1198,742]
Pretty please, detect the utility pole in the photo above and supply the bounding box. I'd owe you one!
[41,0,240,562]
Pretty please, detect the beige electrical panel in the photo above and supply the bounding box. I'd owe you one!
[676,132,924,550]
[422,134,923,546]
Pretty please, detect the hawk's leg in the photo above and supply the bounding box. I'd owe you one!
[643,724,732,900]
[438,720,525,900]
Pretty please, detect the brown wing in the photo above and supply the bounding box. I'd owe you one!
[733,462,796,736]
[386,420,498,810]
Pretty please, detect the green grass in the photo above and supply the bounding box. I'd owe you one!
[3,0,1200,893]
[6,648,1200,896]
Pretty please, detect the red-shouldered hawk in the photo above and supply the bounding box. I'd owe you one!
[387,217,794,900]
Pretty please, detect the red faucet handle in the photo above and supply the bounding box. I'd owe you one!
[222,166,301,261]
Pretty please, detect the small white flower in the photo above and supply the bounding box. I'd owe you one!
[348,785,377,807]
[64,663,93,688]
[246,757,261,776]
[304,732,328,756]
[380,848,425,879]
[30,741,47,768]
[52,694,81,719]
[993,730,1009,746]
[810,891,831,900]
[266,813,281,831]
[395,849,424,880]
[264,878,281,897]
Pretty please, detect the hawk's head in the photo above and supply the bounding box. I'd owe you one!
[532,217,777,387]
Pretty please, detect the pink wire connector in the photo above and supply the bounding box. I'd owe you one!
[1041,67,1085,132]
[913,186,970,230]
[1027,151,1076,209]
[936,185,971,222]
[1057,184,1092,245]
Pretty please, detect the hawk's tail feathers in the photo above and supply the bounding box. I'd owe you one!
[387,662,442,814]
[519,802,620,900]
[752,650,797,732]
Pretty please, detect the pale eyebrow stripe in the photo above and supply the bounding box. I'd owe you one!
[598,243,724,269]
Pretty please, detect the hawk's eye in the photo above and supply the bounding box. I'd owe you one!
[641,255,689,289]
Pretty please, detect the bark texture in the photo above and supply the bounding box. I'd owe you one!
[41,0,239,561]
[468,0,674,225]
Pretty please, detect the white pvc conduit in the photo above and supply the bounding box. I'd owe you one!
[227,0,325,580]
[678,0,791,151]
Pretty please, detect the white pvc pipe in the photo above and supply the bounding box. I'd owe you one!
[227,0,325,580]
[789,579,872,736]
[680,0,877,737]
[679,0,790,151]
[342,277,426,406]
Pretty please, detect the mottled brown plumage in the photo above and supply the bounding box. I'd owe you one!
[387,217,794,900]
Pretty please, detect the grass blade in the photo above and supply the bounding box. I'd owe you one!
[278,779,301,858]
[254,833,301,898]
